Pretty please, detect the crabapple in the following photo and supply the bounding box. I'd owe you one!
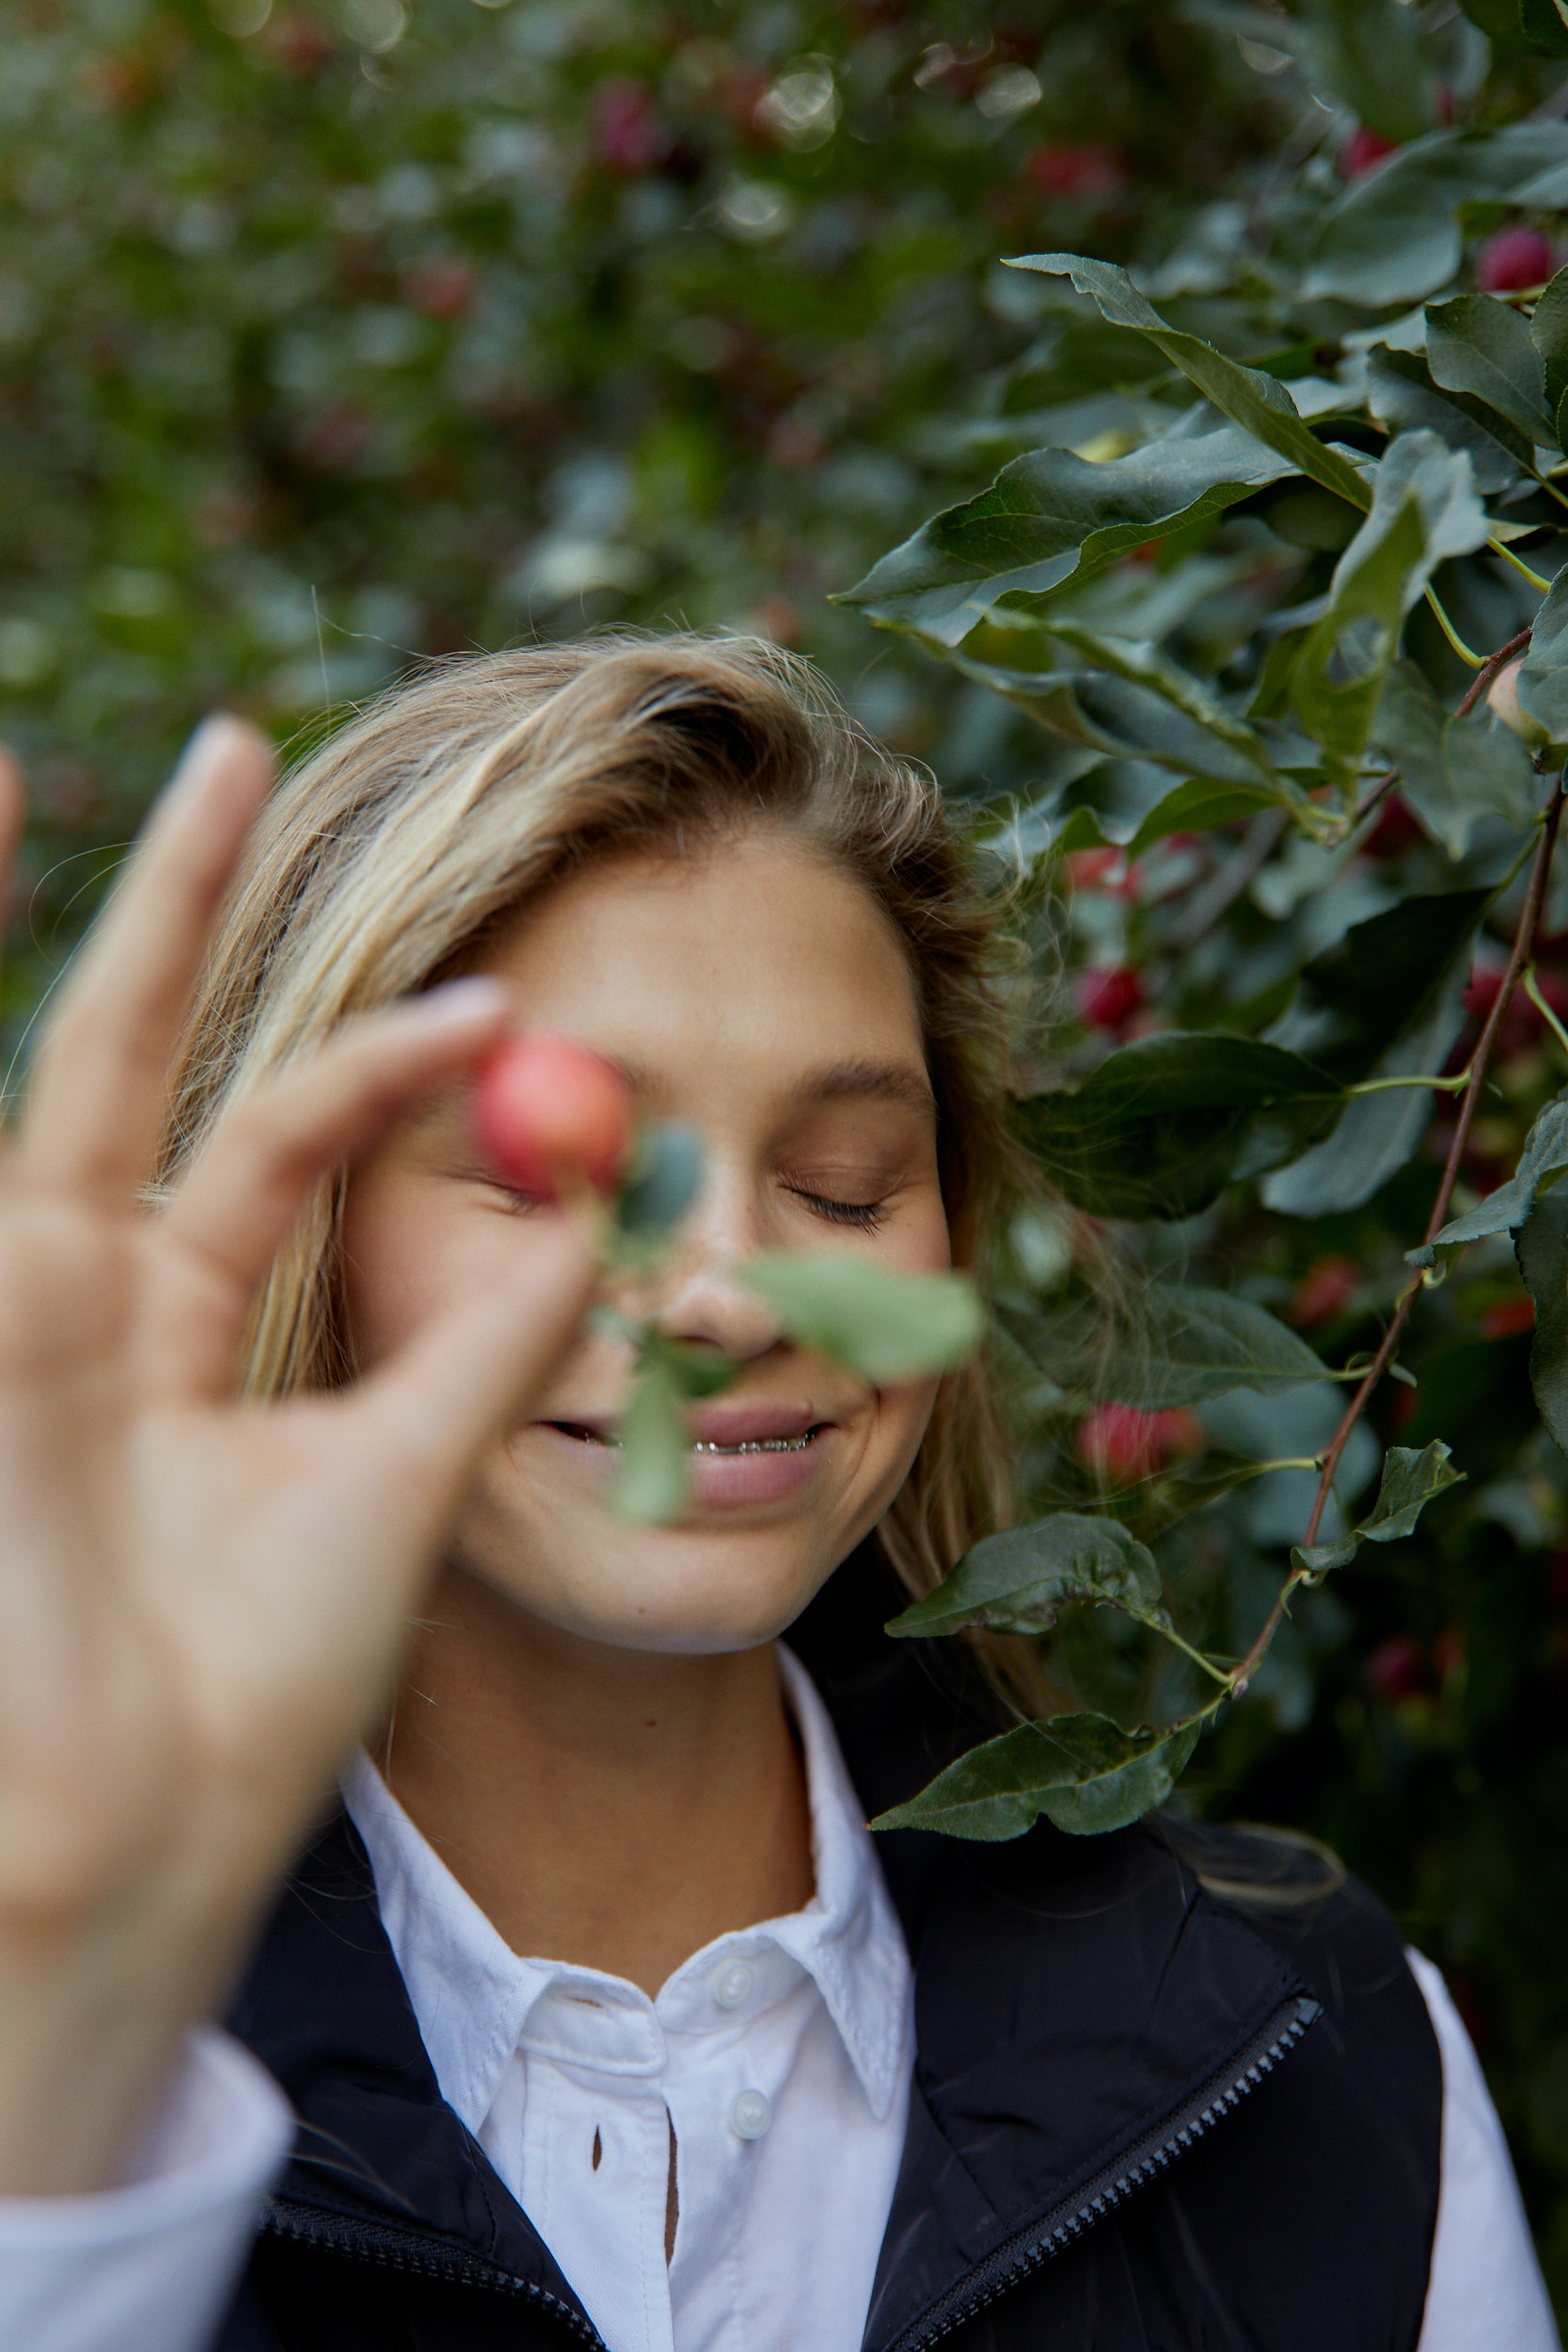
[1476,226,1556,294]
[473,1033,633,1200]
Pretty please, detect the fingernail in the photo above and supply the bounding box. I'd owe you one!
[168,712,250,797]
[413,977,510,1025]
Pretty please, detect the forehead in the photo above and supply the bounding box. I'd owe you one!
[476,834,926,1084]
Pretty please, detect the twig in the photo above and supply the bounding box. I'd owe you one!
[1426,587,1486,668]
[1453,627,1533,723]
[1231,762,1567,1694]
[1349,767,1401,830]
[1490,537,1553,594]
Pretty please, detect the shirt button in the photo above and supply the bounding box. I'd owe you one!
[712,1961,754,2011]
[729,2089,772,2140]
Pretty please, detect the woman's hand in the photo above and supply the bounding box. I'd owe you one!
[0,721,594,2197]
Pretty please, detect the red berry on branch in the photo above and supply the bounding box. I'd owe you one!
[1076,966,1143,1030]
[1023,142,1125,201]
[593,78,669,174]
[1288,1254,1359,1328]
[1339,126,1398,180]
[1062,847,1122,891]
[1075,1404,1202,1484]
[472,1034,633,1200]
[1365,1633,1428,1704]
[1476,227,1556,294]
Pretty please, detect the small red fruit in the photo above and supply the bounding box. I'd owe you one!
[1476,226,1556,294]
[1075,1404,1203,1484]
[1339,126,1398,181]
[1288,1254,1359,1329]
[1076,966,1143,1030]
[473,1034,633,1200]
[1365,1633,1428,1705]
[1024,142,1125,201]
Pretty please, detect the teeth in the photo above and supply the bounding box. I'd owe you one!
[550,1424,818,1454]
[690,1435,815,1454]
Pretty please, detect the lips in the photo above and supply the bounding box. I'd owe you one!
[537,1398,828,1453]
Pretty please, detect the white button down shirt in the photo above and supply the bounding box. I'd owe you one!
[0,1646,1556,2352]
[341,1646,914,2352]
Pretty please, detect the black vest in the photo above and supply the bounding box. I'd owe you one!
[217,1549,1442,2351]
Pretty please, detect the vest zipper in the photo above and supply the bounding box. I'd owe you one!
[260,2196,610,2348]
[886,1991,1323,2352]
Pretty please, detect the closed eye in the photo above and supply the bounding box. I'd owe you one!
[786,1186,889,1232]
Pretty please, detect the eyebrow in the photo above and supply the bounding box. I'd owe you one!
[787,1058,936,1116]
[599,1054,936,1119]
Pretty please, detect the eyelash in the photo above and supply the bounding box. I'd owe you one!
[788,1187,889,1233]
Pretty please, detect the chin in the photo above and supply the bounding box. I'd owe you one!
[452,1516,842,1659]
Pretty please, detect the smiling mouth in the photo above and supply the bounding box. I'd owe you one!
[546,1422,825,1455]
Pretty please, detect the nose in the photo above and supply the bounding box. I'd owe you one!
[645,1153,782,1363]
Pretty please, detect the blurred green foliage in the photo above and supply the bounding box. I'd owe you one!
[10,0,1568,2314]
[0,0,1285,1014]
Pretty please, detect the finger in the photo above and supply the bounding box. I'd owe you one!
[340,1218,596,1547]
[21,716,274,1206]
[155,979,513,1381]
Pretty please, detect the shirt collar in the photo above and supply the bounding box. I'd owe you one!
[341,1645,910,2133]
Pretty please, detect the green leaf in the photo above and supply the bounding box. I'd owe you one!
[1291,1440,1465,1577]
[1267,967,1472,1215]
[886,1513,1171,1639]
[955,658,1288,792]
[1124,775,1284,855]
[1519,0,1568,55]
[871,1713,1202,1840]
[1003,254,1371,513]
[1454,0,1529,44]
[1424,296,1556,449]
[1003,1283,1326,1408]
[1290,433,1489,771]
[1373,660,1541,859]
[835,423,1300,644]
[1366,344,1531,495]
[1036,621,1282,777]
[614,1121,704,1239]
[1266,887,1495,1085]
[738,1254,984,1382]
[1532,267,1568,419]
[1359,1440,1466,1541]
[1022,758,1176,851]
[1013,1031,1341,1219]
[1116,1286,1328,1406]
[1415,1091,1568,1263]
[1292,0,1433,144]
[1304,125,1568,306]
[1262,888,1490,1216]
[1516,566,1568,744]
[1291,1535,1360,1579]
[610,1332,737,1525]
[612,1349,690,1526]
[1518,1184,1568,1453]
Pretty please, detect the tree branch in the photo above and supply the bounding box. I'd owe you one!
[1232,728,1562,1695]
[1453,626,1533,723]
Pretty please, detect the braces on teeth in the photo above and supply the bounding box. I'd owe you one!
[689,1435,815,1454]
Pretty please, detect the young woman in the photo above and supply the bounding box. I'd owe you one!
[0,635,1553,2352]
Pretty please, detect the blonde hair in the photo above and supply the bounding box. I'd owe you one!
[161,633,1023,1628]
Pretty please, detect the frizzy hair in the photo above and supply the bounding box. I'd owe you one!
[158,631,1026,1634]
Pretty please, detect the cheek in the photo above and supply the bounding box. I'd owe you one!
[340,1179,511,1367]
[873,1375,941,1493]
